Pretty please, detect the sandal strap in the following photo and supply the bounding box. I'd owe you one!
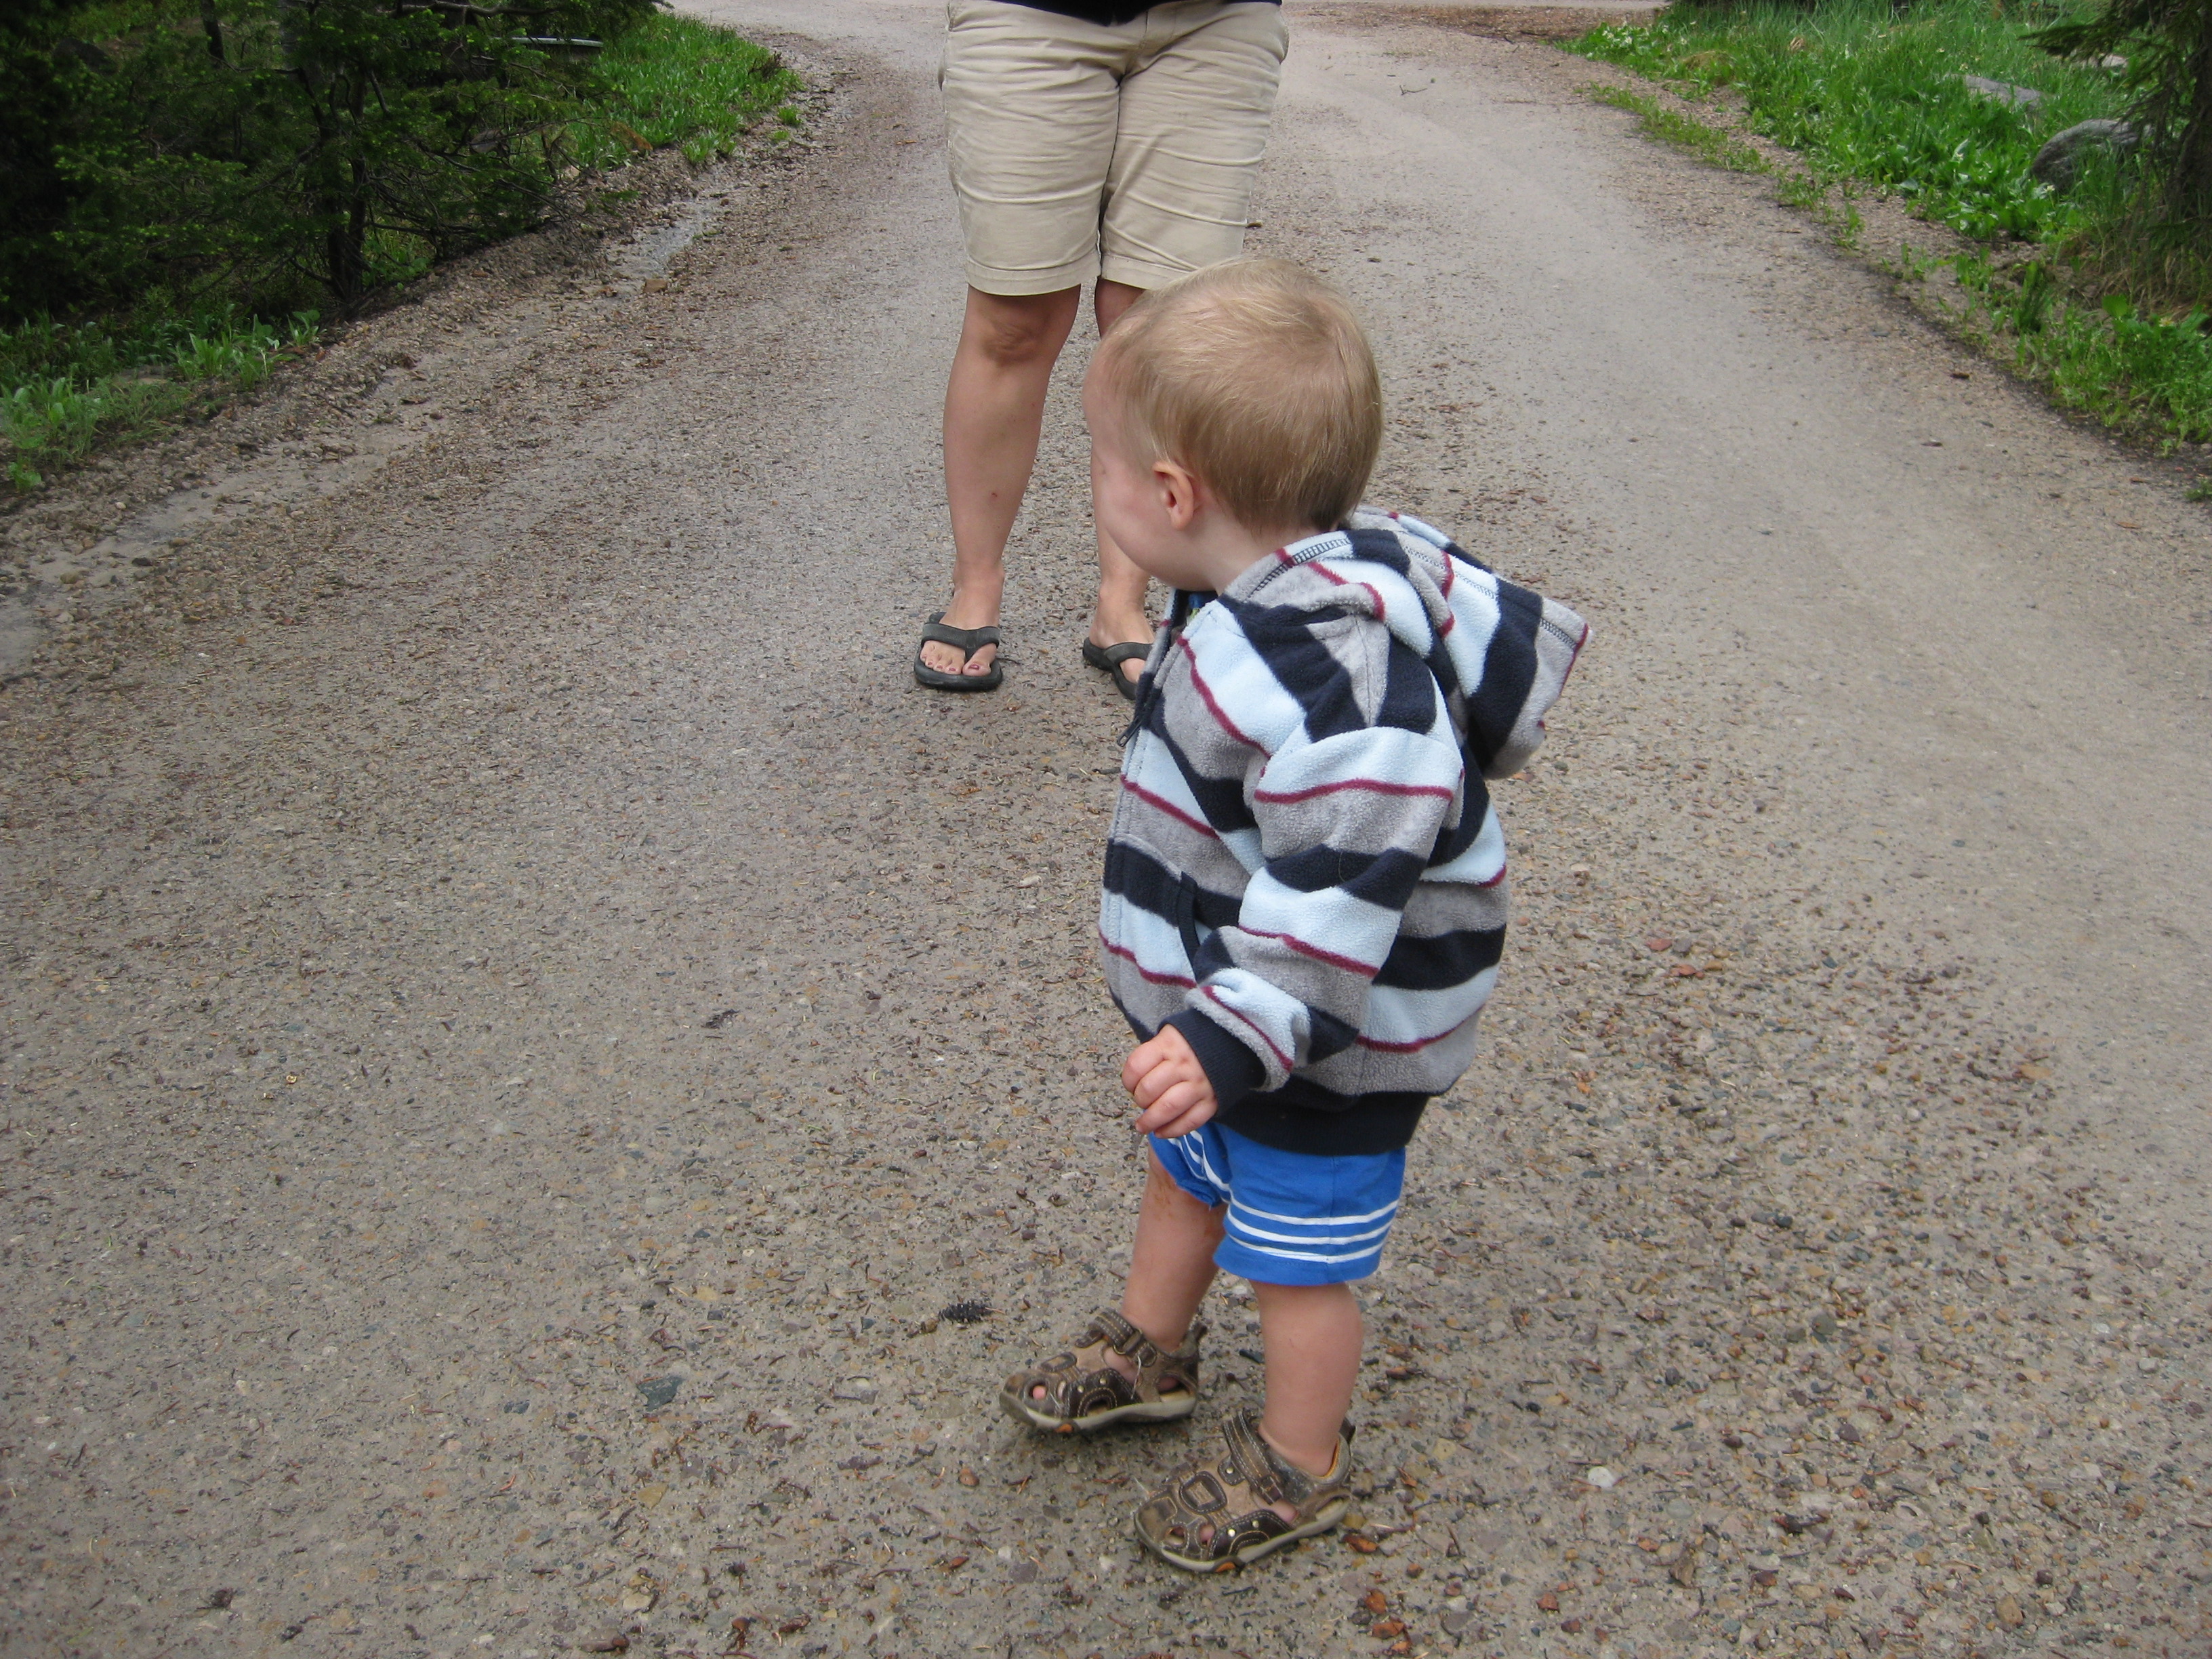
[1087,640,1151,667]
[1003,1309,1204,1422]
[1085,1307,1154,1363]
[1082,1309,1204,1401]
[1136,1409,1353,1562]
[1221,1410,1288,1507]
[920,618,1001,652]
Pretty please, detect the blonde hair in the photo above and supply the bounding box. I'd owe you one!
[1093,258,1382,533]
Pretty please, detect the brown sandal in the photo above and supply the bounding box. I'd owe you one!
[998,1308,1205,1434]
[1132,1408,1355,1572]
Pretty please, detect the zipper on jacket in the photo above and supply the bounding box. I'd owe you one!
[1176,872,1205,971]
[1121,589,1210,747]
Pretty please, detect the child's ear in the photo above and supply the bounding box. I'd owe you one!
[1154,458,1202,530]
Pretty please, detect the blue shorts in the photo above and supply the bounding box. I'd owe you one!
[1150,1123,1405,1287]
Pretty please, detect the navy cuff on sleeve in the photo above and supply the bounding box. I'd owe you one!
[1165,1010,1268,1115]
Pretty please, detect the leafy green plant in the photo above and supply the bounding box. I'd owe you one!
[1589,83,1771,171]
[1950,251,2212,440]
[1,303,317,487]
[1576,3,2127,241]
[571,13,798,167]
[1574,1,2212,453]
[172,312,316,387]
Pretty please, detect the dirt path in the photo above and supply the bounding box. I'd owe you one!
[4,4,2208,1657]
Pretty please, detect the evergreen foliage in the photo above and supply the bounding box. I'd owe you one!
[2035,0,2212,231]
[0,0,659,322]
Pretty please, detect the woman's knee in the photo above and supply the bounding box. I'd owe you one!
[961,286,1080,369]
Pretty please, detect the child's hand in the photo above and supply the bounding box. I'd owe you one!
[1123,1025,1218,1140]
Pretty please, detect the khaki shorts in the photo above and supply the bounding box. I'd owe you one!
[941,0,1288,295]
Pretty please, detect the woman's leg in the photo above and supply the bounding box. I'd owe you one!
[1087,276,1155,686]
[926,284,1084,680]
[1086,3,1286,683]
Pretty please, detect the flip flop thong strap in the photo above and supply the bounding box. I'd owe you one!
[922,621,1001,651]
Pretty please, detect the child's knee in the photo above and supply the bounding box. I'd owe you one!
[1144,1147,1225,1222]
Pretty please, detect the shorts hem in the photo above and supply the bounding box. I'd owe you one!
[1153,1139,1225,1209]
[965,255,1101,297]
[1213,1240,1380,1288]
[1099,251,1211,291]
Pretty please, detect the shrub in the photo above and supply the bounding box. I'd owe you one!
[2036,0,2212,232]
[5,0,658,322]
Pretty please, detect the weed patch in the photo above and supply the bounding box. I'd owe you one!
[1587,84,1770,172]
[1575,2,2125,240]
[1951,260,2212,440]
[1,310,316,491]
[571,14,802,169]
[1571,0,2212,454]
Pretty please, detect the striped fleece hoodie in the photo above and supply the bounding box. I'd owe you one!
[1099,508,1587,1157]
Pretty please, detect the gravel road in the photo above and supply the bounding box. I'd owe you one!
[4,4,2208,1657]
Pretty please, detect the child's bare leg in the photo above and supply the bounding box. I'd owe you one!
[1033,1147,1221,1401]
[1123,1148,1225,1349]
[1169,1278,1357,1544]
[1252,1280,1361,1514]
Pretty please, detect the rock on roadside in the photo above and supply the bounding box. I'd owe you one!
[2030,118,2140,190]
[1962,73,2047,113]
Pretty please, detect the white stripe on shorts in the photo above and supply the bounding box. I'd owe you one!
[1227,1194,1402,1227]
[1227,1213,1396,1247]
[1231,1239,1388,1267]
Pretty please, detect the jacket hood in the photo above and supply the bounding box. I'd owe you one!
[1220,507,1589,779]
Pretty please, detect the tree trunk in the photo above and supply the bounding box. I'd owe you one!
[200,0,226,64]
[2174,0,2212,222]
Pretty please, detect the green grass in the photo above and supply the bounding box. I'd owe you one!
[1574,1,2127,240]
[570,14,803,168]
[1570,0,2212,452]
[1,309,317,491]
[1588,84,1772,171]
[0,14,798,493]
[1949,258,2212,439]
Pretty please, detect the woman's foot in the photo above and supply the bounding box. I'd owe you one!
[919,590,1002,681]
[1086,600,1154,692]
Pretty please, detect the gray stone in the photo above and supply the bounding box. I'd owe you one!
[1963,75,2046,113]
[2030,119,2140,190]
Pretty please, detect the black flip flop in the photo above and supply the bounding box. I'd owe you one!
[1082,638,1151,703]
[915,611,1003,692]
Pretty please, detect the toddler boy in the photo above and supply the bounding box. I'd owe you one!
[1000,259,1585,1571]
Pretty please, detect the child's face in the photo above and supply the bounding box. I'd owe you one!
[1084,370,1217,593]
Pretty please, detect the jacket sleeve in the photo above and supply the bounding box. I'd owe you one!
[1166,722,1466,1109]
[1466,579,1588,781]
